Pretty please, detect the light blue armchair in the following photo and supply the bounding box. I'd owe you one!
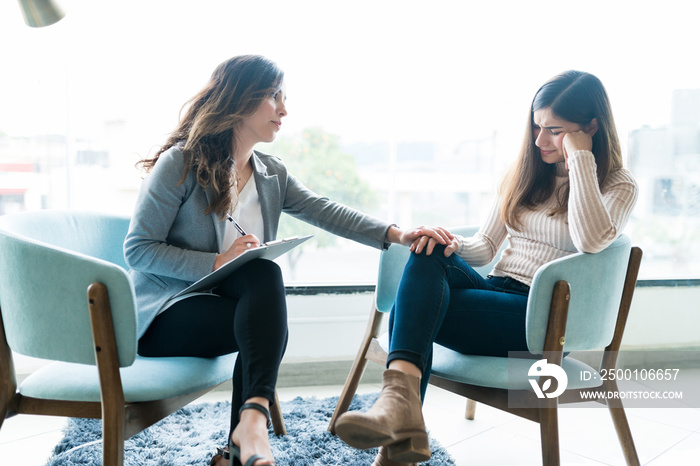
[0,210,286,466]
[328,226,643,466]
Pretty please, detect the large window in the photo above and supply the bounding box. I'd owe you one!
[1,0,698,282]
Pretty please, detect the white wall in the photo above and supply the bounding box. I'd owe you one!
[284,292,382,363]
[622,286,700,349]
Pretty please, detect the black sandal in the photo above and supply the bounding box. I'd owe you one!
[228,402,275,466]
[209,446,229,466]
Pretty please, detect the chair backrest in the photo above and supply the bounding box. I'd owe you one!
[0,210,137,367]
[525,234,632,354]
[0,210,131,270]
[375,226,505,313]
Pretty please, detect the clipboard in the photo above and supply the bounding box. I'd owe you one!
[169,234,313,300]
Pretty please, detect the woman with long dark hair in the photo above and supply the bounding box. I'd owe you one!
[334,70,639,466]
[125,55,448,466]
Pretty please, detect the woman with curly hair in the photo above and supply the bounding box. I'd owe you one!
[124,55,447,466]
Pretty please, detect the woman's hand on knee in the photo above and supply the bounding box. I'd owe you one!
[411,236,459,256]
[400,226,451,248]
[441,237,460,256]
[402,226,456,255]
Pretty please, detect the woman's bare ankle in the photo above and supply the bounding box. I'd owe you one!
[231,397,275,466]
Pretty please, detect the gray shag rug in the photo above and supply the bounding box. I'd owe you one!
[45,393,454,465]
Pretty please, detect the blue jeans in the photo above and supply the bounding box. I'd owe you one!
[387,245,531,399]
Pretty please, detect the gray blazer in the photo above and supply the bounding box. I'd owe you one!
[125,146,392,338]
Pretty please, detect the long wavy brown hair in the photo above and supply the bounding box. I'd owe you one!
[499,70,623,230]
[138,55,284,217]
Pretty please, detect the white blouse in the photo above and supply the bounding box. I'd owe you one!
[222,176,265,251]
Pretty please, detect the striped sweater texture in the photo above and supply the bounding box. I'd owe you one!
[455,150,639,286]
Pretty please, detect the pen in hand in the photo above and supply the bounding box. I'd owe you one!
[226,213,248,236]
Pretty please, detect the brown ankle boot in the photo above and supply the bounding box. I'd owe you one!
[372,446,417,466]
[335,369,430,463]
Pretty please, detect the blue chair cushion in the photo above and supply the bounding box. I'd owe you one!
[430,345,601,391]
[377,333,601,391]
[19,353,236,403]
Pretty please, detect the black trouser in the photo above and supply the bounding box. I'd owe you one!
[138,259,288,435]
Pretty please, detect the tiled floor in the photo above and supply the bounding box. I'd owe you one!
[2,381,699,465]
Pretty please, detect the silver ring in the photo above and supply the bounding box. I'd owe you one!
[246,243,252,248]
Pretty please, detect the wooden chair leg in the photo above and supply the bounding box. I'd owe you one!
[103,409,126,466]
[328,306,385,433]
[271,390,287,436]
[328,346,371,434]
[539,401,560,466]
[605,381,640,466]
[465,399,477,420]
[608,405,640,466]
[88,283,126,466]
